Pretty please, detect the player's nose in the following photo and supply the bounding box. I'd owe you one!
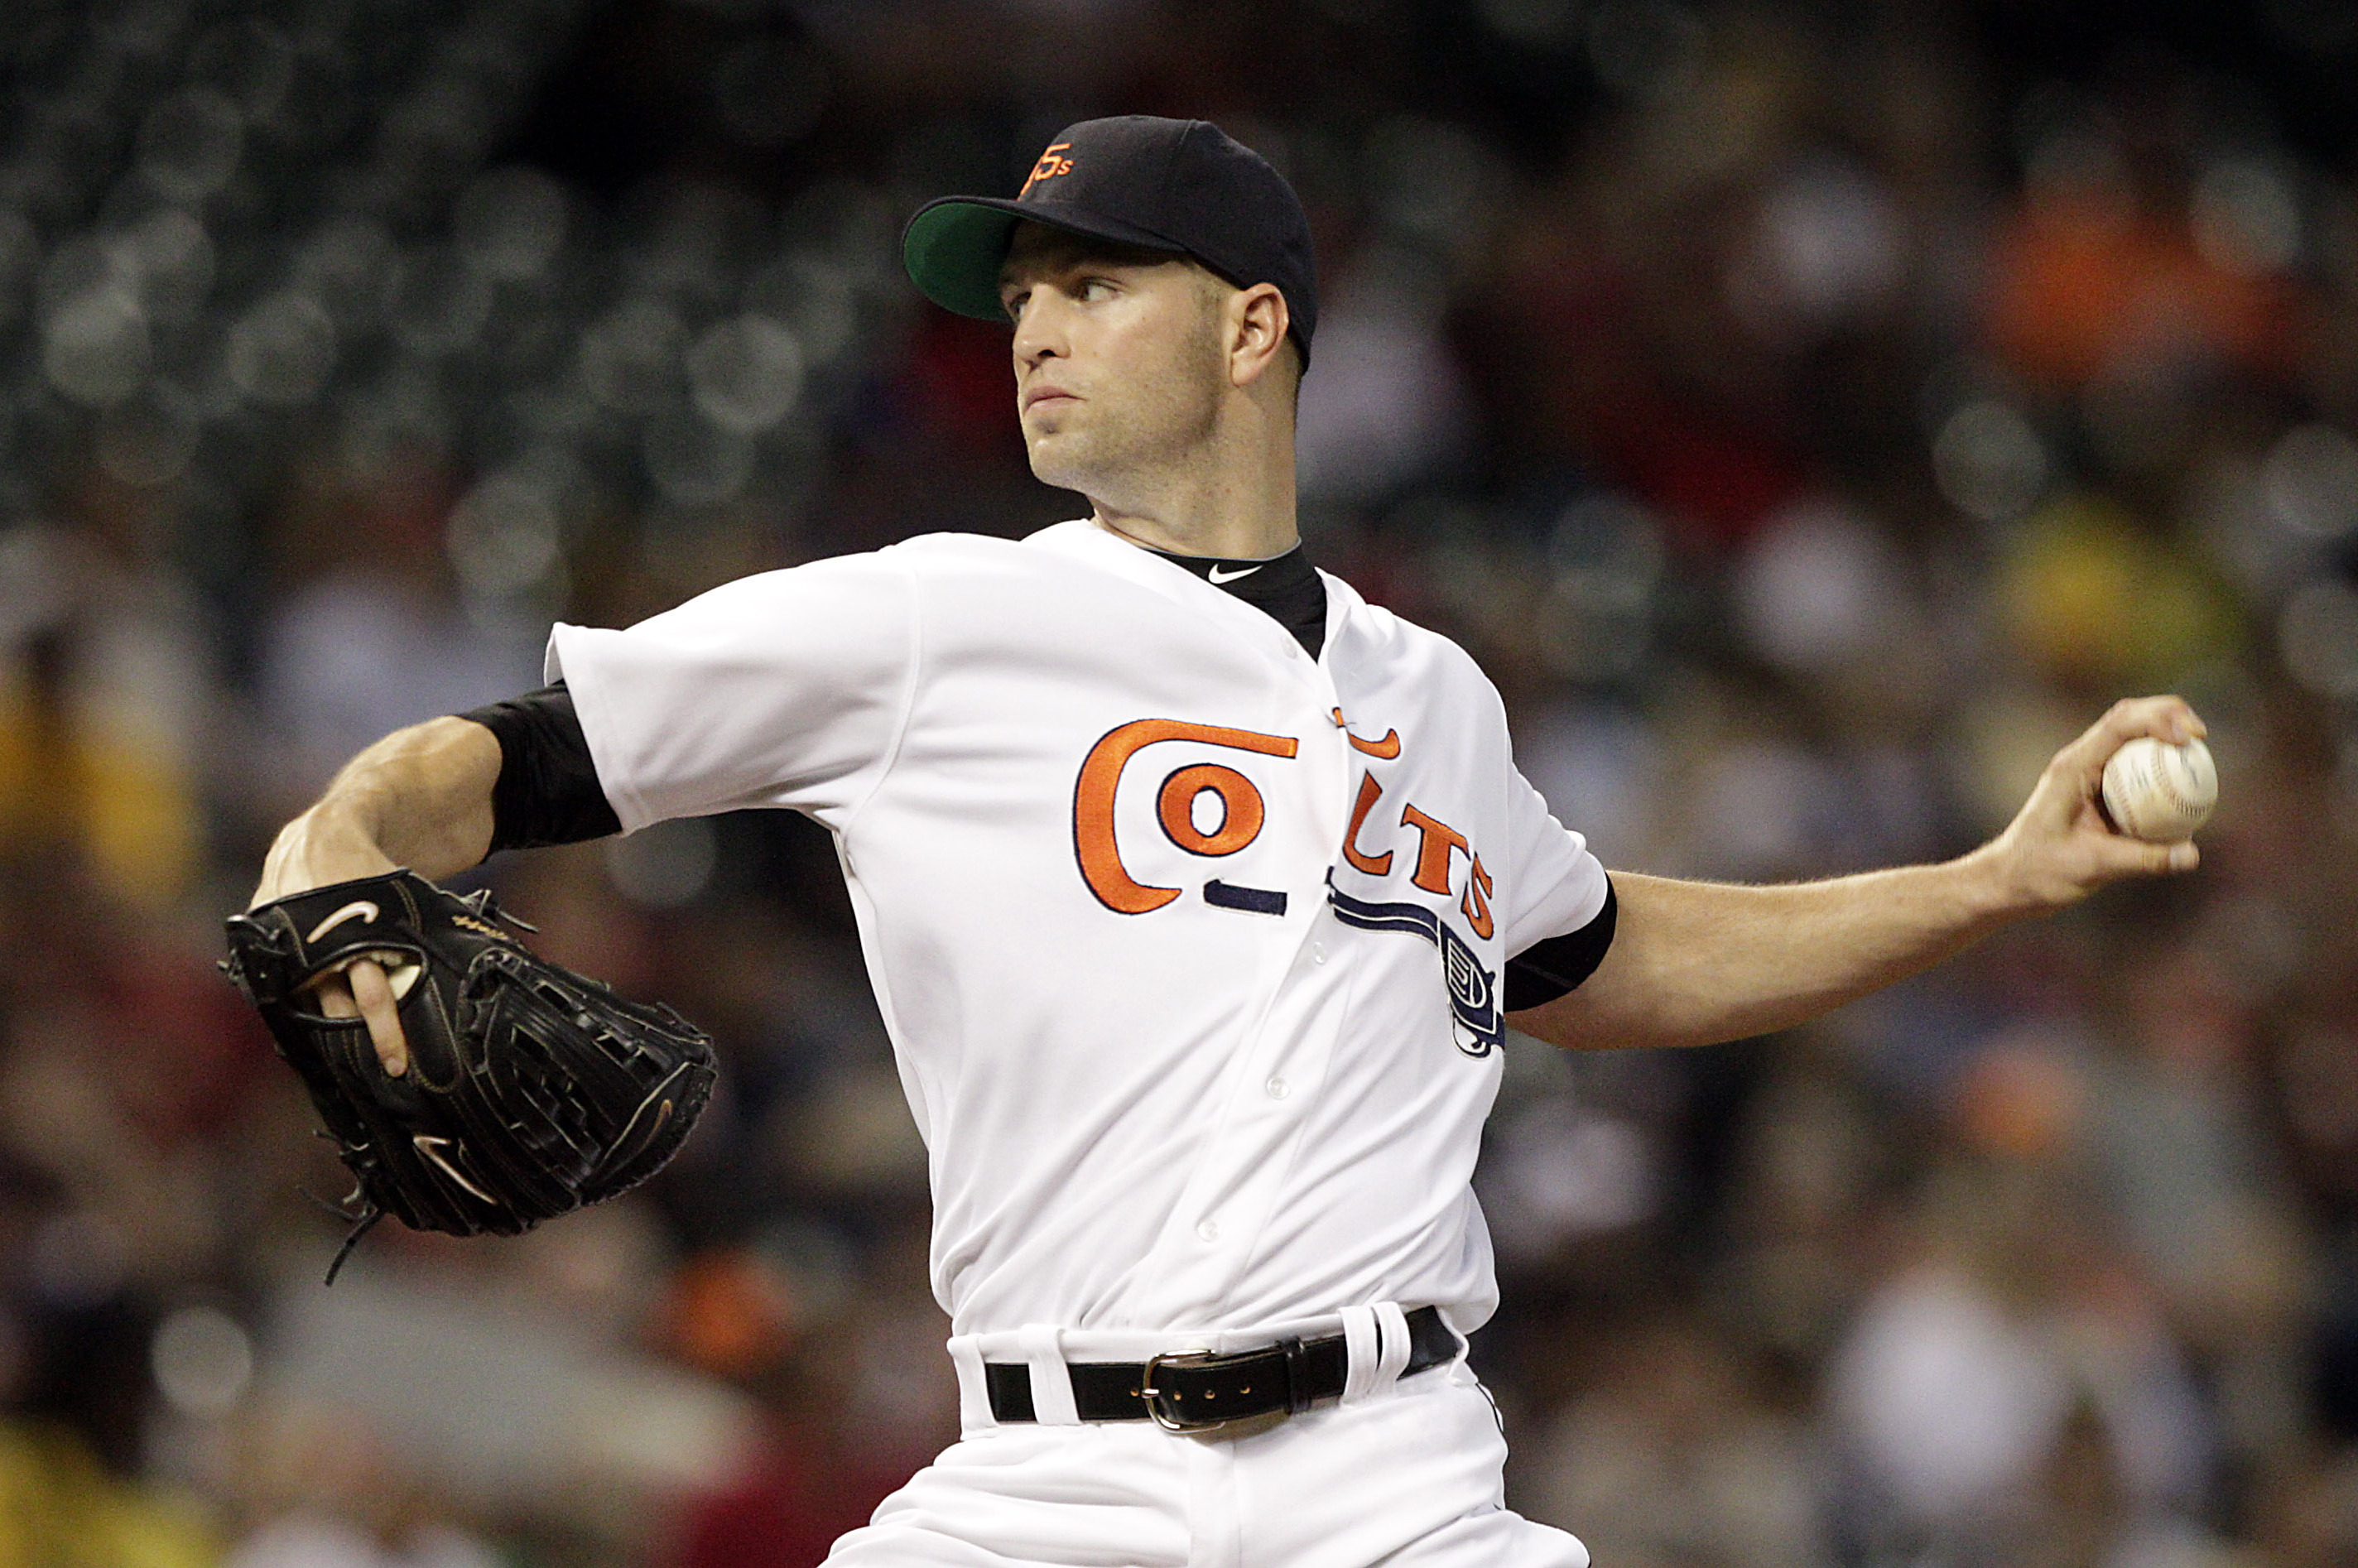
[1010,291,1069,368]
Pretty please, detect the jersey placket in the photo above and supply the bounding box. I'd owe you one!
[1133,636,1356,1320]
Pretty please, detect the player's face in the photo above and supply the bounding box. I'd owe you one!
[998,224,1230,498]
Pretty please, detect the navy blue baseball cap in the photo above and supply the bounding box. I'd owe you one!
[902,116,1318,367]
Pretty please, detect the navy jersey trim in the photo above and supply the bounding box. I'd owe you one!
[1205,879,1287,915]
[1324,873,1503,1057]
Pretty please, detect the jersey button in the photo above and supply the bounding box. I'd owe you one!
[1311,943,1327,964]
[1265,1076,1289,1099]
[1196,1218,1220,1243]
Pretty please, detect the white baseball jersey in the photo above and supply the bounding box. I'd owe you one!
[546,518,1609,1343]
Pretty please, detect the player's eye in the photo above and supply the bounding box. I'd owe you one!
[1003,289,1029,321]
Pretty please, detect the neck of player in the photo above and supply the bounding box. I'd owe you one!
[1086,387,1299,562]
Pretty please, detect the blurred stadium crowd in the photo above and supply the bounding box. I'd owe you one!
[0,0,2355,1562]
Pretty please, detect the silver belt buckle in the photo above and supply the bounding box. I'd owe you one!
[1138,1349,1244,1434]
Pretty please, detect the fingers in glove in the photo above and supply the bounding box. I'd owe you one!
[320,959,410,1077]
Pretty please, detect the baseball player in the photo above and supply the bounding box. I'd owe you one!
[251,117,2204,1566]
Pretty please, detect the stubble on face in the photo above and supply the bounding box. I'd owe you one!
[1003,232,1233,503]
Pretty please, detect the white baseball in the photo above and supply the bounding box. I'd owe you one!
[2101,736,2216,843]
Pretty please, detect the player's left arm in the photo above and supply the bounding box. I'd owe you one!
[1508,695,2205,1052]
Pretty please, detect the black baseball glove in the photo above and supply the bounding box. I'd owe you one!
[223,869,717,1280]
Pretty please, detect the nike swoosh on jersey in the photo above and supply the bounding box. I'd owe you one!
[1207,563,1263,584]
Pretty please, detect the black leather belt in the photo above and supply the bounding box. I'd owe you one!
[984,1306,1460,1431]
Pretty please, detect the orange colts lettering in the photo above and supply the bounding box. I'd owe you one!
[1330,708,1401,758]
[1075,720,1299,914]
[1345,768,1492,936]
[1158,764,1265,856]
[1461,853,1494,940]
[1342,772,1393,877]
[1399,804,1469,895]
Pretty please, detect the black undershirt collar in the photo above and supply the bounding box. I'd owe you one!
[1143,543,1327,658]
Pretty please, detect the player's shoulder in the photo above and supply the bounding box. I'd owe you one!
[623,526,1159,644]
[879,528,1041,565]
[1321,569,1495,690]
[668,529,1064,603]
[877,522,1109,584]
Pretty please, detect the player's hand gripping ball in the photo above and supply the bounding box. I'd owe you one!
[2101,736,2217,844]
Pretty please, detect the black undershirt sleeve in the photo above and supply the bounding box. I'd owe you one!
[1503,878,1617,1012]
[458,682,623,856]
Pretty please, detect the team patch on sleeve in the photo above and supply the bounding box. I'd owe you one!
[1323,873,1503,1057]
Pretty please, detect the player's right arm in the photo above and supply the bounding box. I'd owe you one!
[251,549,920,1079]
[251,715,504,1076]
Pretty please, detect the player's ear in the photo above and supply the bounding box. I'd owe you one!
[1225,281,1290,392]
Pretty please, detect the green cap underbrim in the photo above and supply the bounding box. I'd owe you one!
[902,200,1023,321]
[901,196,1189,323]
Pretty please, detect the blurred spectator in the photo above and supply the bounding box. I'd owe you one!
[0,1283,219,1566]
[1517,1315,1826,1568]
[0,0,2346,1562]
[0,477,217,907]
[256,451,541,810]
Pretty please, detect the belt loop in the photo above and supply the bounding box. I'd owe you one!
[947,1335,994,1434]
[1018,1323,1080,1426]
[1371,1301,1412,1392]
[1339,1304,1381,1402]
[1279,1337,1312,1415]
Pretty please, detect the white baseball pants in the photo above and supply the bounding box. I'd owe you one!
[825,1311,1589,1568]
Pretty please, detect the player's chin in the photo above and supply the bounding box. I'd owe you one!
[1023,406,1084,448]
[1024,434,1098,493]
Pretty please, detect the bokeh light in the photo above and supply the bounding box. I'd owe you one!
[0,2,2351,1565]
